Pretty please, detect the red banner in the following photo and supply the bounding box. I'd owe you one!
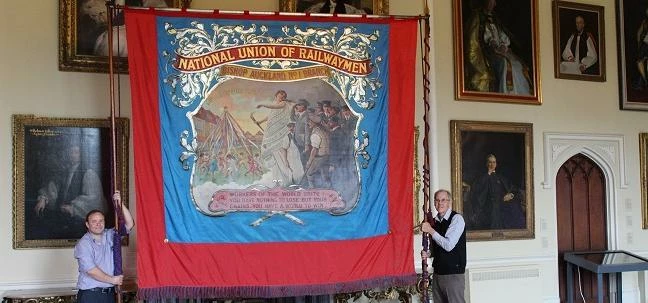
[126,9,417,300]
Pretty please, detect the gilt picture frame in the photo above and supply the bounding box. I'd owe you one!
[453,0,541,105]
[617,0,648,110]
[450,120,534,241]
[552,1,605,82]
[12,115,129,249]
[279,0,389,15]
[58,0,184,73]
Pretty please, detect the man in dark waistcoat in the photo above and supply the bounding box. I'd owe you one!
[421,189,467,303]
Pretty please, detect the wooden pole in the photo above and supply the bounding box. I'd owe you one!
[419,0,432,302]
[105,1,122,303]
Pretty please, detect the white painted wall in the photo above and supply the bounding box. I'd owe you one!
[427,0,648,302]
[0,0,646,302]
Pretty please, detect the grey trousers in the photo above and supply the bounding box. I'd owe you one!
[432,273,466,303]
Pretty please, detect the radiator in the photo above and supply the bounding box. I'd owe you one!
[466,265,542,303]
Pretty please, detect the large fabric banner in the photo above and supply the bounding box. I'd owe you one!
[126,8,417,300]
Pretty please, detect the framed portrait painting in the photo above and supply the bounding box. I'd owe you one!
[453,0,541,105]
[12,115,129,249]
[552,1,605,82]
[279,0,388,15]
[450,120,534,241]
[641,133,648,229]
[58,0,185,73]
[617,0,648,110]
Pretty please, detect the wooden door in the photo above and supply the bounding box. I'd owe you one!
[556,154,608,303]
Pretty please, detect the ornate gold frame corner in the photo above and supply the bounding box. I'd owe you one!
[279,0,389,15]
[58,0,183,73]
[450,120,534,241]
[12,115,130,249]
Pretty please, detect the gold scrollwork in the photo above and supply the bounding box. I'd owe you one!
[413,126,423,234]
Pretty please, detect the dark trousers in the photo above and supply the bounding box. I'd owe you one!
[77,287,115,303]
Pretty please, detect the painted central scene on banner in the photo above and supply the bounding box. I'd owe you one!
[192,79,360,218]
[156,17,391,243]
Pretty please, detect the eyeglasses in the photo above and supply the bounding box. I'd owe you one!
[434,198,450,203]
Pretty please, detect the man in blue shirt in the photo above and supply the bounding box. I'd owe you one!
[421,189,467,303]
[74,191,134,303]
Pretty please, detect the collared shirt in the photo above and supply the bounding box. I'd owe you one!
[74,228,117,290]
[431,208,466,252]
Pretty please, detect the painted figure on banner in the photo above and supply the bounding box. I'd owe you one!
[340,105,358,135]
[292,99,311,167]
[256,90,303,186]
[33,144,108,239]
[466,154,525,230]
[283,121,306,184]
[561,15,599,75]
[304,113,331,189]
[464,0,533,95]
[327,117,345,185]
[338,105,359,183]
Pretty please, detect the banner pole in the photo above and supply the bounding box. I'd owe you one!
[105,1,123,303]
[419,0,432,302]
